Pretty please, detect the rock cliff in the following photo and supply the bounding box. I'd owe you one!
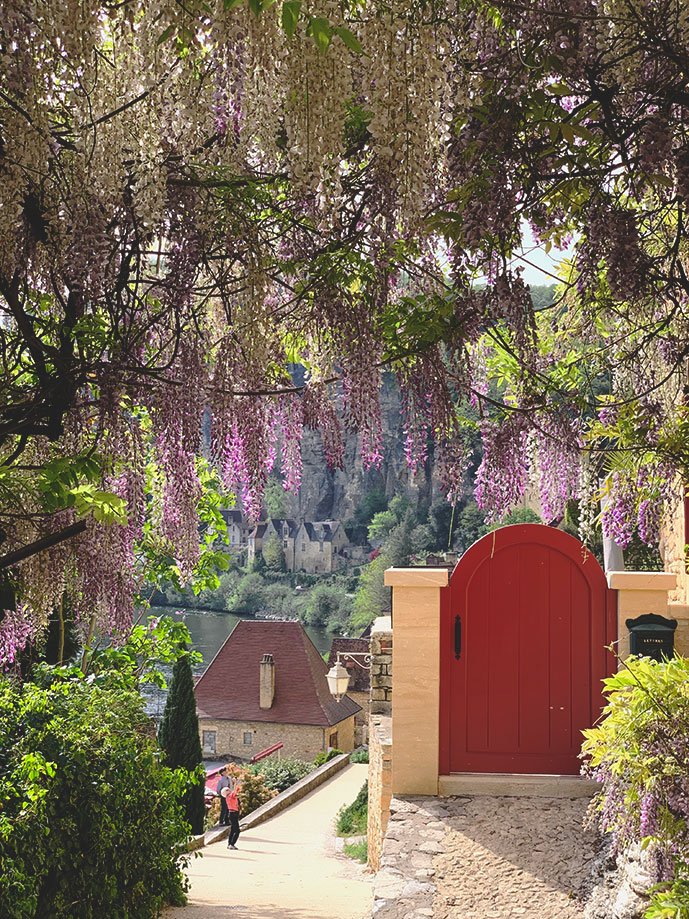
[283,373,434,522]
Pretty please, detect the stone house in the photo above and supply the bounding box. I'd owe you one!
[293,520,351,574]
[326,636,371,745]
[246,521,267,567]
[195,619,360,761]
[247,518,298,568]
[265,518,299,569]
[221,509,250,558]
[246,517,352,574]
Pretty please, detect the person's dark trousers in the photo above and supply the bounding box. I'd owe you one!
[228,811,240,846]
[220,796,229,826]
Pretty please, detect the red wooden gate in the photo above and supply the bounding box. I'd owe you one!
[439,525,616,775]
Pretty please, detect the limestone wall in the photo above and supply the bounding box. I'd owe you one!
[198,716,356,762]
[347,689,370,745]
[370,616,392,716]
[367,715,392,871]
[659,487,688,605]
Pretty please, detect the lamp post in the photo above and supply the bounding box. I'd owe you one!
[326,651,372,701]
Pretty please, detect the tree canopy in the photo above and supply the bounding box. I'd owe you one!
[1,0,688,659]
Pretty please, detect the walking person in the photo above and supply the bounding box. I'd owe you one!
[224,781,242,850]
[216,767,231,826]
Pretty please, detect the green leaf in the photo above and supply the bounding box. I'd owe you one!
[223,0,244,8]
[333,26,362,54]
[281,0,301,37]
[308,16,332,53]
[156,24,175,46]
[248,0,262,16]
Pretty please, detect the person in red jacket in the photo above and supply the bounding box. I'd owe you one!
[222,782,242,849]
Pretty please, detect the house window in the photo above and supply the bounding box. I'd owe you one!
[319,543,323,552]
[243,732,253,745]
[301,543,306,551]
[328,732,339,749]
[283,540,288,548]
[202,730,217,754]
[231,533,236,544]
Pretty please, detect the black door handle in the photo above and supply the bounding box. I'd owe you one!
[454,615,462,660]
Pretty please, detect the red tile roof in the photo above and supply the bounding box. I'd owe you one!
[327,638,371,692]
[195,620,361,727]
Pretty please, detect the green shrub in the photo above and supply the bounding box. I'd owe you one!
[343,839,368,863]
[314,748,344,767]
[250,757,311,792]
[349,747,369,764]
[0,674,191,918]
[301,583,352,630]
[336,782,368,836]
[226,572,266,613]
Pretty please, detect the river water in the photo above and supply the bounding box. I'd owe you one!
[144,606,337,721]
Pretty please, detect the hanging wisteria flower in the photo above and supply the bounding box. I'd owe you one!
[600,472,636,550]
[0,604,37,670]
[536,414,581,523]
[475,415,530,521]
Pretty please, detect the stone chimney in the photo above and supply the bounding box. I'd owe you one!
[259,653,275,709]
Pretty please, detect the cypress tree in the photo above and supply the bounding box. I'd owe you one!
[158,653,206,835]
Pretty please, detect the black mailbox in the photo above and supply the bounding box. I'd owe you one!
[626,614,677,662]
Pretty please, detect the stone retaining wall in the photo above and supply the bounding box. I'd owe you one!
[370,616,392,716]
[367,715,392,871]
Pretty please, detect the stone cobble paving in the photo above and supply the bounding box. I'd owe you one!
[373,795,599,919]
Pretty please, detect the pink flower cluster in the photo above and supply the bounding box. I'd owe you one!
[0,605,36,671]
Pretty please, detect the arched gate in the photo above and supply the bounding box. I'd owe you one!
[439,525,617,775]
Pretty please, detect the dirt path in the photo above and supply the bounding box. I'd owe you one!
[164,763,372,919]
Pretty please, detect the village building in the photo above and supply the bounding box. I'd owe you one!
[246,516,354,574]
[246,521,267,567]
[195,619,360,761]
[293,520,351,574]
[326,636,370,745]
[220,509,250,558]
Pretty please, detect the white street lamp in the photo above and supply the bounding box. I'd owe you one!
[326,651,372,700]
[326,659,350,701]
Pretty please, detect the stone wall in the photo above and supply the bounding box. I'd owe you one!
[347,689,370,745]
[370,615,392,716]
[198,715,356,762]
[367,715,392,871]
[659,486,688,605]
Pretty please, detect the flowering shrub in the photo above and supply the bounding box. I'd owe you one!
[223,764,276,815]
[582,656,689,914]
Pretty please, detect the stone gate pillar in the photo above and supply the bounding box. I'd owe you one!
[607,571,677,659]
[383,567,448,795]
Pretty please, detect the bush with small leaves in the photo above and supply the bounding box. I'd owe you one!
[336,782,368,837]
[250,757,312,792]
[0,673,191,919]
[314,748,344,767]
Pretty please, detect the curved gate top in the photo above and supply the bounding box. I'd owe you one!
[439,524,617,776]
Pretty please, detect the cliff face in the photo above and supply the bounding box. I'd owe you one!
[284,374,434,521]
